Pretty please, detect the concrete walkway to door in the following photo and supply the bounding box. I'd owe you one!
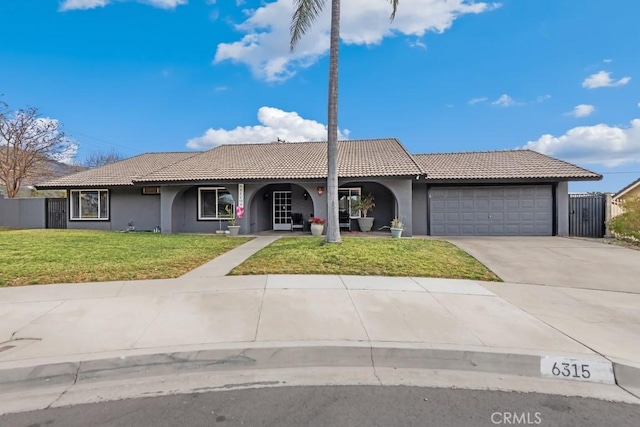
[446,237,640,293]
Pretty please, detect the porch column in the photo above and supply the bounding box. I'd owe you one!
[389,179,413,237]
[555,182,569,236]
[160,186,182,234]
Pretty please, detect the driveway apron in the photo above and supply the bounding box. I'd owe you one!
[446,237,640,293]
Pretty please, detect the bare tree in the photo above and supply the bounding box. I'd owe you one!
[0,99,73,198]
[290,0,398,243]
[83,150,124,168]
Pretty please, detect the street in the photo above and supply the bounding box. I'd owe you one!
[2,386,639,427]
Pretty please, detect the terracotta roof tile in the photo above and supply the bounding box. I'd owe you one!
[414,150,601,181]
[36,152,199,188]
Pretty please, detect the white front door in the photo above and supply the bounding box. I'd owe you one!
[273,191,292,230]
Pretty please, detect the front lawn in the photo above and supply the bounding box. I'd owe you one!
[0,229,252,286]
[230,237,500,281]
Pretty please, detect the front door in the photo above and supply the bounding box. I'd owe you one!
[273,191,292,230]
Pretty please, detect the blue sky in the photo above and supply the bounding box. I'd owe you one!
[1,0,639,192]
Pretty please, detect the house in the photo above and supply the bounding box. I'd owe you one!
[35,138,601,236]
[611,177,640,218]
[614,177,640,202]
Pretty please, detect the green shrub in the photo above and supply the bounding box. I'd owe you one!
[609,196,640,241]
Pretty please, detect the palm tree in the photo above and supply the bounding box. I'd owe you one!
[290,0,398,243]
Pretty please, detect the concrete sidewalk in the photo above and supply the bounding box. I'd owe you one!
[1,236,640,412]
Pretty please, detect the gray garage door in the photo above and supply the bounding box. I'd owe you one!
[429,185,553,236]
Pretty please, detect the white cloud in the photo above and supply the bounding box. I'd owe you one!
[536,94,551,103]
[59,0,109,10]
[214,0,499,82]
[468,97,488,105]
[186,106,350,149]
[523,118,640,167]
[408,38,427,49]
[491,94,517,107]
[59,0,186,11]
[582,71,631,89]
[565,104,595,118]
[603,58,613,63]
[53,140,79,165]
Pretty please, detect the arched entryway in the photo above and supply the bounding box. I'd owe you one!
[248,183,316,233]
[339,181,398,232]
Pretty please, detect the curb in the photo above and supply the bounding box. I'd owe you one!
[2,344,638,393]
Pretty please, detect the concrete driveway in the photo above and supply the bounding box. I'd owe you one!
[446,237,640,293]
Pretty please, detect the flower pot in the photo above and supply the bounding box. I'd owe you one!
[357,217,374,232]
[227,225,240,236]
[310,223,324,236]
[390,227,403,238]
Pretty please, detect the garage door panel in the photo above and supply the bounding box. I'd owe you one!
[430,185,553,236]
[461,199,474,209]
[475,200,490,209]
[505,212,519,221]
[446,213,460,221]
[490,200,505,209]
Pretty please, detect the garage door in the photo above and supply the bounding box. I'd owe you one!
[429,185,553,236]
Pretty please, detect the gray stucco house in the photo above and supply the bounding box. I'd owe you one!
[36,138,601,237]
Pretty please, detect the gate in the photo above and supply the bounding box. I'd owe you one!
[569,193,605,237]
[46,198,67,229]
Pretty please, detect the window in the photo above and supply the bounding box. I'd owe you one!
[339,187,361,218]
[198,187,235,220]
[70,190,109,220]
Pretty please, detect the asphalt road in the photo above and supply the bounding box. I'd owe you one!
[2,386,639,427]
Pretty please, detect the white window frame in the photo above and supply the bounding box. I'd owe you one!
[198,187,235,220]
[69,189,109,221]
[339,187,362,219]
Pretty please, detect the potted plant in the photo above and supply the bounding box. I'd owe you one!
[353,193,375,232]
[225,205,243,236]
[309,217,326,236]
[390,217,404,238]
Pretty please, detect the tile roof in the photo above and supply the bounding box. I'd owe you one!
[36,143,603,189]
[414,150,602,181]
[134,138,423,182]
[35,152,199,188]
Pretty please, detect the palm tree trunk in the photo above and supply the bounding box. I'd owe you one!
[325,0,341,243]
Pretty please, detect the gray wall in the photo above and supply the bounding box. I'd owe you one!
[169,185,240,233]
[412,183,428,235]
[67,187,161,232]
[0,197,46,229]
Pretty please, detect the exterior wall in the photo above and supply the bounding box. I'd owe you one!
[620,185,640,199]
[0,197,46,229]
[67,187,161,231]
[555,181,569,236]
[169,185,239,233]
[411,183,428,235]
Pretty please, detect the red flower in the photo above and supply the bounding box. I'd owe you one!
[310,217,326,224]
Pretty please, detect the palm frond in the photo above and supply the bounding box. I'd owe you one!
[389,0,399,21]
[290,0,327,52]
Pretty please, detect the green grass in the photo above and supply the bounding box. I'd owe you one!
[0,229,252,286]
[230,237,500,281]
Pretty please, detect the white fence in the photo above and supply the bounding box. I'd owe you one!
[610,198,626,218]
